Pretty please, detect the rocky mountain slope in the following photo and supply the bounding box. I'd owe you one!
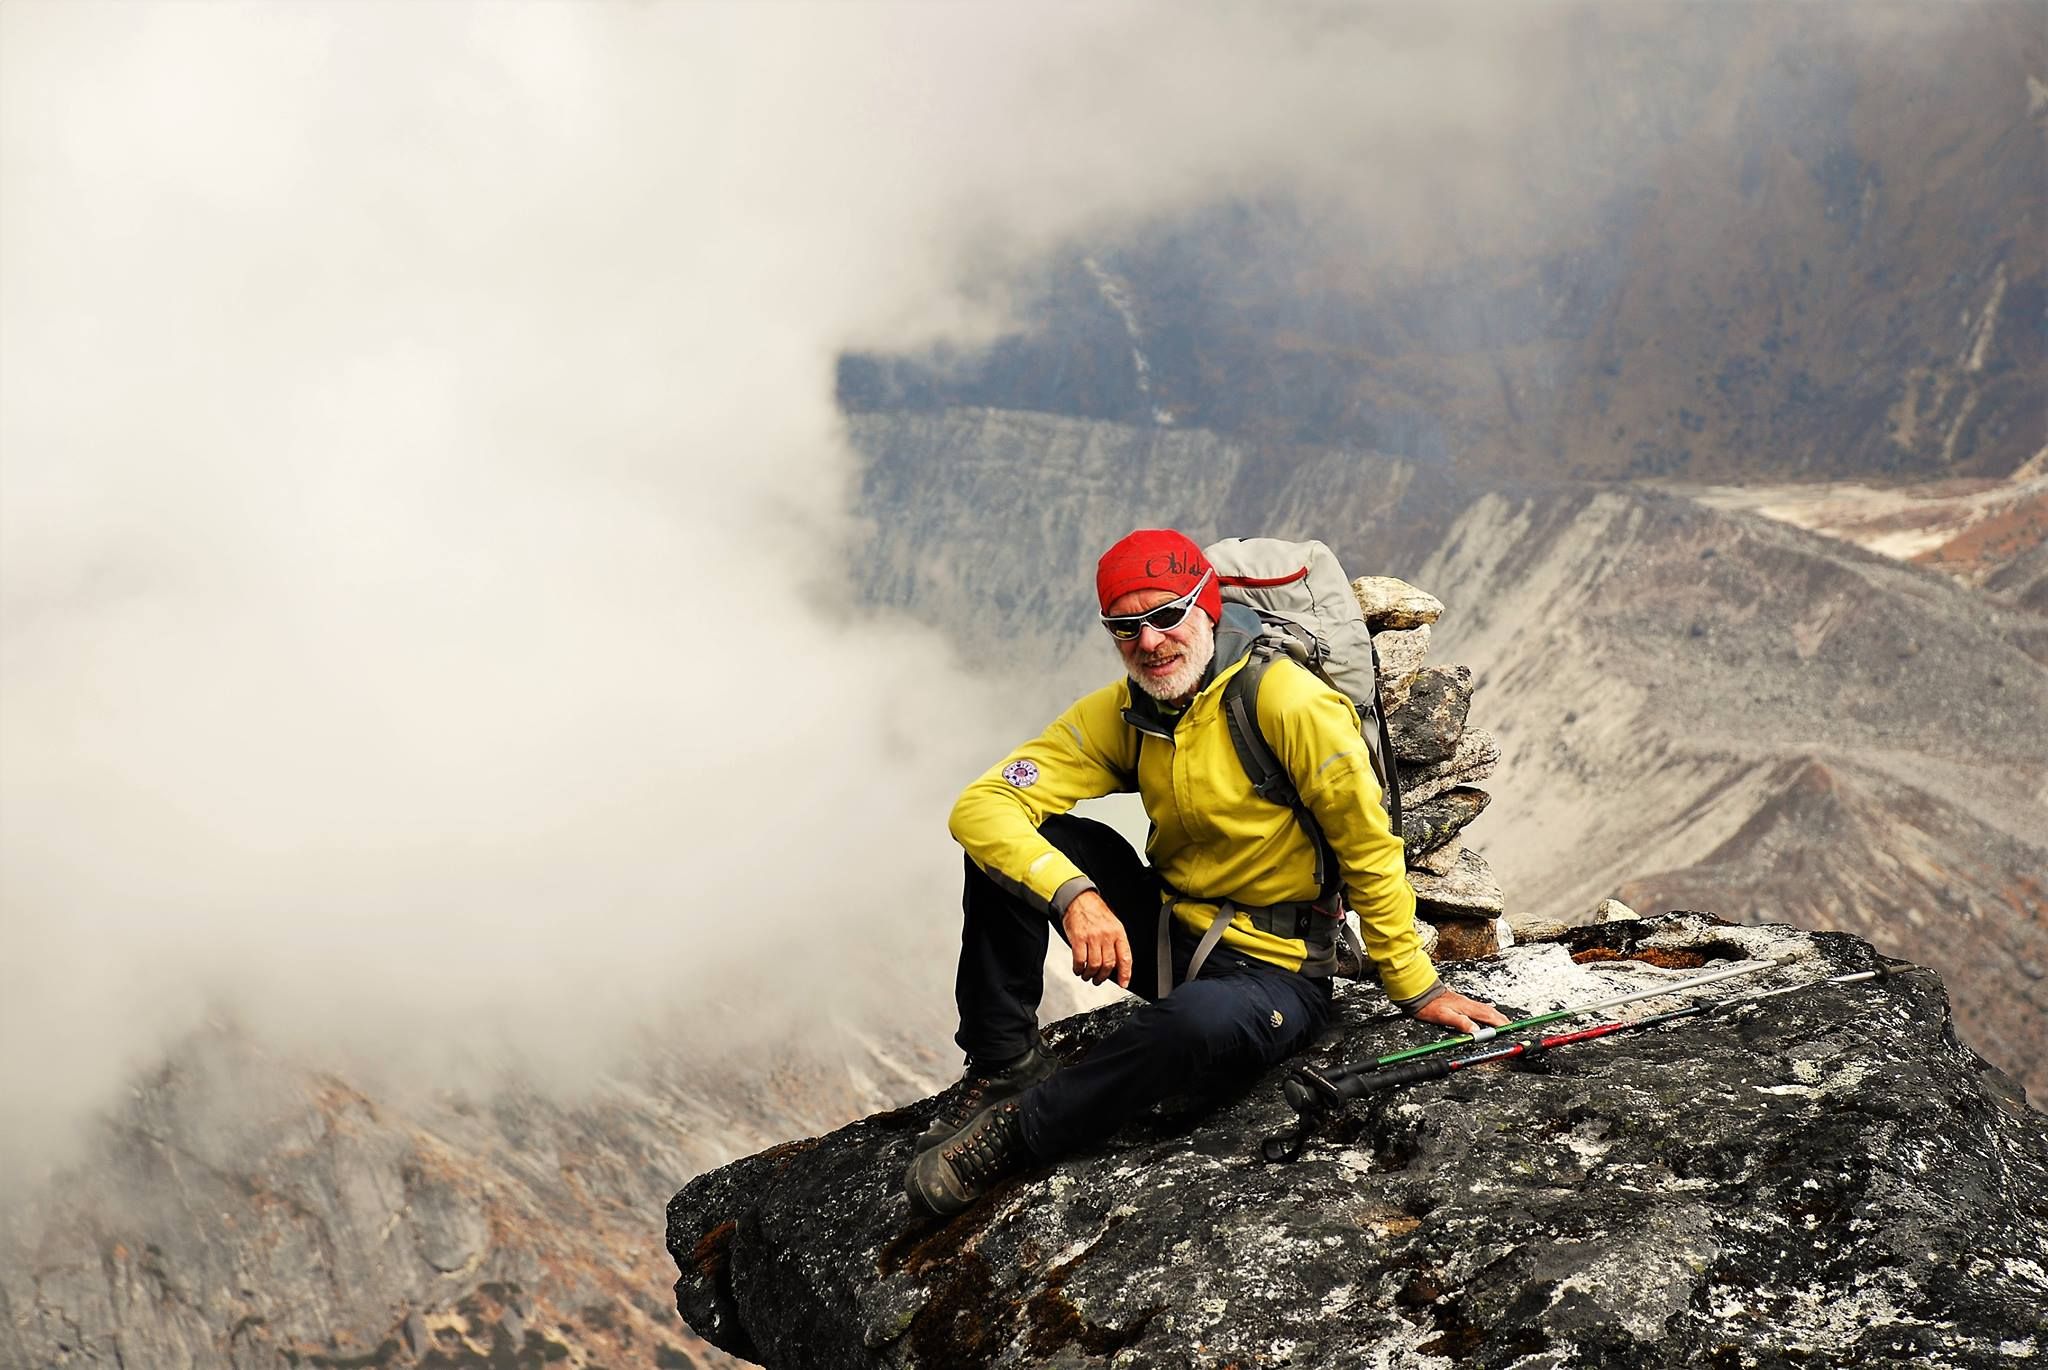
[8,441,2036,1370]
[669,917,2048,1369]
[841,7,2045,486]
[12,9,2042,1367]
[1410,486,2048,1103]
[1683,462,2048,612]
[0,1023,948,1370]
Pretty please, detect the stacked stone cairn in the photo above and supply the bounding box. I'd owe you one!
[1354,576,1507,964]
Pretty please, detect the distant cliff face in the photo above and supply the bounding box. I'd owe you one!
[849,408,1467,686]
[841,5,2045,485]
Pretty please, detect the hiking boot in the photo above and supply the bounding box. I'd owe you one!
[914,1040,1057,1153]
[904,1101,1034,1218]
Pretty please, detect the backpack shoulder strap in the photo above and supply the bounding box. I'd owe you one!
[1368,644,1403,836]
[1222,647,1339,896]
[1221,645,1294,807]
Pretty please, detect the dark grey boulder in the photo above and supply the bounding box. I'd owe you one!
[667,915,2048,1369]
[1400,786,1492,856]
[1399,729,1501,807]
[1386,664,1474,765]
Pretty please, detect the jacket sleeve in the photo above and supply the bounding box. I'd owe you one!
[1257,663,1442,1007]
[948,682,1139,916]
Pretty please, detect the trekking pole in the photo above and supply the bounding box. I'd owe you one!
[1370,953,1789,1074]
[1259,960,1906,1163]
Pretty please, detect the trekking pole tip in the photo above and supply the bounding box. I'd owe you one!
[1260,1131,1307,1164]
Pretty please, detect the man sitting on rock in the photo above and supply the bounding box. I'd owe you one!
[906,528,1507,1217]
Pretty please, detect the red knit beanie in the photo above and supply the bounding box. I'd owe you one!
[1095,529,1221,623]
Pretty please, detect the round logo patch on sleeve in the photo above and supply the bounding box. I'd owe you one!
[1001,760,1041,788]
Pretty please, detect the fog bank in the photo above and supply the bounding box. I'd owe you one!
[0,0,1751,1179]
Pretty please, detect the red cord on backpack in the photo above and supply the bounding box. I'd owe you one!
[1217,567,1310,589]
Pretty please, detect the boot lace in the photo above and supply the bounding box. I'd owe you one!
[931,1045,1047,1136]
[942,1104,1027,1187]
[932,1077,998,1136]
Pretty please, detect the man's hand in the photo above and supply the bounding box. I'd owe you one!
[1061,891,1133,989]
[1414,989,1511,1034]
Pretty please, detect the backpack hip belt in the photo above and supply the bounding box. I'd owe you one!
[1153,878,1343,998]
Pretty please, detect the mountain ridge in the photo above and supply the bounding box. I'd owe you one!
[841,6,2044,486]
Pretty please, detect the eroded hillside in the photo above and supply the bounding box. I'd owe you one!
[0,1024,948,1370]
[1411,488,2048,1101]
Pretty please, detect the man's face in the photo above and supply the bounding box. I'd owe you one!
[1108,587,1216,704]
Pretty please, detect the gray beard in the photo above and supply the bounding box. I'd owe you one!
[1125,612,1217,704]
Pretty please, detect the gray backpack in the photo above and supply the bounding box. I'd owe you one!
[1203,537,1403,896]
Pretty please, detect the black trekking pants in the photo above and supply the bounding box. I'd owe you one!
[953,813,1333,1160]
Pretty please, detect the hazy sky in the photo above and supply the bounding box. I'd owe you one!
[10,0,1987,1180]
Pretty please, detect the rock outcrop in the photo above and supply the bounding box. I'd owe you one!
[667,915,2047,1369]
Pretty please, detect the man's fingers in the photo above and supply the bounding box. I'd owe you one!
[1075,930,1109,983]
[1417,991,1508,1033]
[1065,916,1132,986]
[1415,992,1505,1035]
[1422,1001,1478,1034]
[1451,992,1510,1028]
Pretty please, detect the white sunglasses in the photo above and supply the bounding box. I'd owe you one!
[1100,569,1212,641]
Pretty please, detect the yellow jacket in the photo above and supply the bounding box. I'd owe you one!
[949,651,1439,1005]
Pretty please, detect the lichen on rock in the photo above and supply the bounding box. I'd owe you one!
[1399,728,1501,808]
[1400,786,1491,856]
[1386,665,1475,765]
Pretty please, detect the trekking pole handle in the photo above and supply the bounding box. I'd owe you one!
[1334,1055,1454,1097]
[1282,1067,1341,1115]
